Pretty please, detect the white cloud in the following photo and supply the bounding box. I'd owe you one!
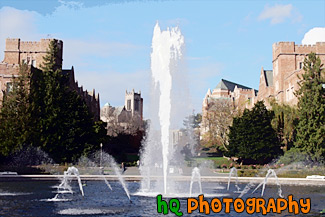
[0,6,43,61]
[302,27,325,45]
[258,4,298,24]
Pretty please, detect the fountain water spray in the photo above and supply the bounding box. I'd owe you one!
[108,156,131,201]
[52,166,84,201]
[102,176,113,191]
[190,167,202,197]
[227,167,240,192]
[140,22,184,195]
[252,169,283,197]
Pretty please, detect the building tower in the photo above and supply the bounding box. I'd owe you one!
[125,89,143,120]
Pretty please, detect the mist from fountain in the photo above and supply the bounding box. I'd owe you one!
[77,156,112,191]
[77,152,129,199]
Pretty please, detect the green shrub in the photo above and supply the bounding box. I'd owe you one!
[277,148,309,165]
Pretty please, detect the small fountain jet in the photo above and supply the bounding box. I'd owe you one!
[190,167,202,197]
[252,169,283,198]
[227,167,240,192]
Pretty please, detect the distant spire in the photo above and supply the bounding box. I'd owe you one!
[205,88,212,98]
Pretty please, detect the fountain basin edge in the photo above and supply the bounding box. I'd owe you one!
[0,175,324,186]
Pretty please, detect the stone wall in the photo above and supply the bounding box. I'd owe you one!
[3,38,63,68]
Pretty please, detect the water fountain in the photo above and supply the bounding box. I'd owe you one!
[227,167,240,192]
[139,22,185,196]
[46,166,84,202]
[252,169,283,198]
[107,155,131,201]
[58,166,84,196]
[189,167,202,197]
[77,155,113,191]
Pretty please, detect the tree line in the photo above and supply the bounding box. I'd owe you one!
[0,40,107,163]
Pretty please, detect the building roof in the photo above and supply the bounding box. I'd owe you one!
[215,79,253,91]
[113,106,125,116]
[264,70,273,87]
[62,69,72,75]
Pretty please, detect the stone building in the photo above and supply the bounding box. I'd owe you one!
[100,89,143,136]
[257,42,325,107]
[200,41,325,141]
[125,89,143,121]
[0,38,100,120]
[200,79,257,136]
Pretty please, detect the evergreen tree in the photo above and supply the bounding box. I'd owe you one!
[294,52,325,162]
[30,40,99,163]
[226,101,282,164]
[0,63,31,156]
[270,100,299,151]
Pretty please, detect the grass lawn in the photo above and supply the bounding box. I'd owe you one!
[190,157,232,168]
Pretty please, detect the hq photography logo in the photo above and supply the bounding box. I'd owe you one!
[156,194,311,216]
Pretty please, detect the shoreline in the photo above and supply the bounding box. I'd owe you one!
[0,175,324,186]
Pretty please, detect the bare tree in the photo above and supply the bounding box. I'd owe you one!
[201,98,237,151]
[102,106,142,137]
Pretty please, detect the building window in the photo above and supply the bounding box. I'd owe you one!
[286,86,295,101]
[32,60,36,67]
[22,59,26,64]
[134,99,139,111]
[6,82,13,93]
[127,100,131,110]
[299,62,303,69]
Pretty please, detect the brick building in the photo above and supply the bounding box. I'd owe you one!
[200,41,325,140]
[200,79,257,136]
[257,42,325,107]
[0,38,100,120]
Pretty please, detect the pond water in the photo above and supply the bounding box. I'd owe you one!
[0,181,324,217]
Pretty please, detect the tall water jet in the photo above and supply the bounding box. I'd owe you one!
[140,22,185,195]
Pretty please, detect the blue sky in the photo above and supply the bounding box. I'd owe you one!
[0,0,324,117]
